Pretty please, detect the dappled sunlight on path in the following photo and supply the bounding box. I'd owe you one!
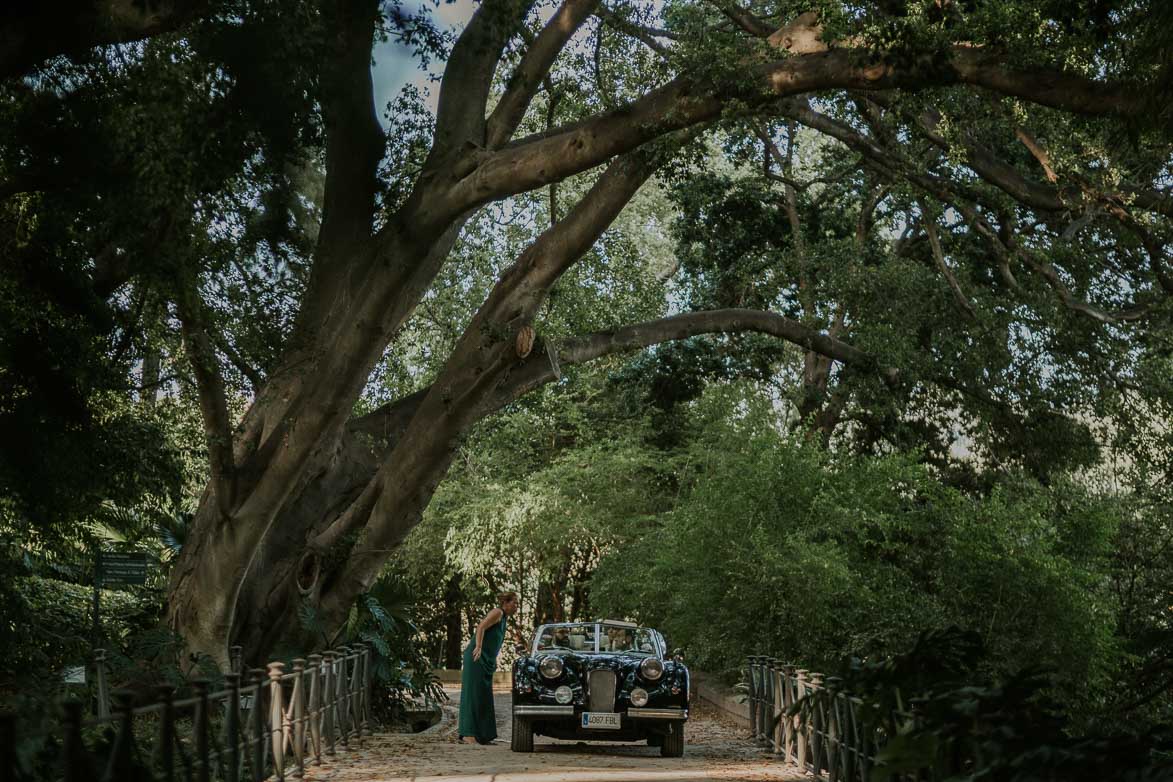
[301,687,804,782]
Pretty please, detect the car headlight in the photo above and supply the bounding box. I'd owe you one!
[539,656,564,679]
[555,685,573,704]
[639,658,664,681]
[630,687,649,707]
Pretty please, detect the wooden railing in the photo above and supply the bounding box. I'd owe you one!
[3,643,374,782]
[746,656,879,782]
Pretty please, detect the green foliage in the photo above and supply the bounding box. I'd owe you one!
[1,2,1170,757]
[321,577,447,723]
[592,381,1124,718]
[0,576,159,693]
[801,629,1173,781]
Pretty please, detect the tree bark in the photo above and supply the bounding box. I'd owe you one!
[159,4,1157,668]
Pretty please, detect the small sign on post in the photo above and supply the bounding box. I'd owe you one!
[100,552,149,586]
[62,666,87,684]
[93,550,151,648]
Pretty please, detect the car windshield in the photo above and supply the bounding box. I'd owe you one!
[601,625,657,655]
[535,623,597,653]
[534,623,658,655]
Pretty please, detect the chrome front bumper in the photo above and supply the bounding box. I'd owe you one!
[512,705,688,720]
[513,705,575,717]
[628,708,688,720]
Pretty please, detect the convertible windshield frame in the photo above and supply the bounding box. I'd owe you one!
[532,621,663,658]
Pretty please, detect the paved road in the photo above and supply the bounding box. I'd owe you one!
[302,687,804,782]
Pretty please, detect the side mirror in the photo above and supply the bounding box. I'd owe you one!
[514,642,528,655]
[672,648,685,663]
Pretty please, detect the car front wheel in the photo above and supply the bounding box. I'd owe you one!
[511,715,534,753]
[661,723,684,757]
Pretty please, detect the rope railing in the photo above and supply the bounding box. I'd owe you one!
[2,643,375,782]
[745,656,882,782]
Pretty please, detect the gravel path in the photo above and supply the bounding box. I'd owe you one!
[301,687,805,782]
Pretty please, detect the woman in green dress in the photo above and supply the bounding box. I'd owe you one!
[458,591,520,744]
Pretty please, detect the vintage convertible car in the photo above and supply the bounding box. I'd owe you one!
[510,620,689,756]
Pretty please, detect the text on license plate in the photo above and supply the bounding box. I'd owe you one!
[581,712,621,730]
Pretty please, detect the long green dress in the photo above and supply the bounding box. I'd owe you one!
[458,613,507,743]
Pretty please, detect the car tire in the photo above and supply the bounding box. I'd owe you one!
[661,723,684,757]
[511,715,534,753]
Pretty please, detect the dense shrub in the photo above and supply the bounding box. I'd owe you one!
[592,384,1122,718]
[811,629,1173,781]
[0,575,160,696]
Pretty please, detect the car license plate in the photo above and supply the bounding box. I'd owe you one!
[581,712,621,730]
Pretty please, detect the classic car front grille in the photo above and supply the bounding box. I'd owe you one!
[587,670,617,712]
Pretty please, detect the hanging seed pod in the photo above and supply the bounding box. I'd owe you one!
[515,325,536,358]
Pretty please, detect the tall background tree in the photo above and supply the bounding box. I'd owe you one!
[1,0,1170,672]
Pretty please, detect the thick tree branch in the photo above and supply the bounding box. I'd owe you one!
[312,0,384,261]
[310,148,662,559]
[949,47,1145,116]
[489,308,897,413]
[431,0,535,152]
[450,46,1146,214]
[561,309,888,377]
[511,149,663,294]
[907,108,1066,213]
[282,0,384,358]
[1,0,214,80]
[486,0,599,149]
[903,106,1173,223]
[175,282,236,519]
[780,100,1154,323]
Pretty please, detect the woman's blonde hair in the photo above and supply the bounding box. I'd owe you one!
[498,591,519,606]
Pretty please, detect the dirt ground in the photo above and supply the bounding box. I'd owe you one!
[300,687,805,782]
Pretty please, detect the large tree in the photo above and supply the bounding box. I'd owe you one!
[2,0,1171,665]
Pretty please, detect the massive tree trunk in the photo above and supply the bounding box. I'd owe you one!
[154,0,1156,668]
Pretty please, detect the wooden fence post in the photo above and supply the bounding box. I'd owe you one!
[93,648,111,720]
[769,661,778,750]
[745,656,758,742]
[349,647,364,743]
[361,643,373,732]
[102,690,136,781]
[336,648,350,749]
[157,685,176,782]
[851,697,868,782]
[764,659,777,748]
[307,654,323,765]
[290,658,307,778]
[62,700,87,782]
[825,677,842,782]
[781,665,795,763]
[251,668,267,782]
[795,670,809,772]
[225,672,241,782]
[322,652,336,757]
[193,679,211,782]
[268,662,286,781]
[810,673,825,774]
